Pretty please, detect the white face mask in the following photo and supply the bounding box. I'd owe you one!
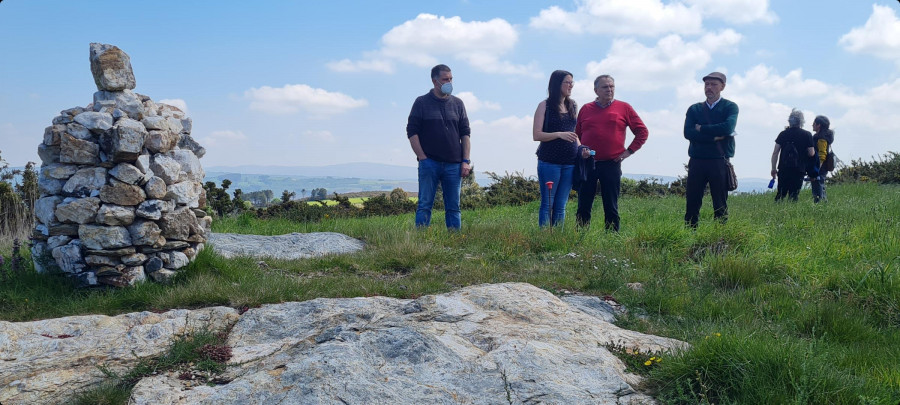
[440,82,453,96]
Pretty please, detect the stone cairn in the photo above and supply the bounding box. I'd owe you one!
[30,43,210,287]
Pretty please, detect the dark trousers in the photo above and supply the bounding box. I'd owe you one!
[775,170,804,202]
[576,160,621,231]
[684,158,729,227]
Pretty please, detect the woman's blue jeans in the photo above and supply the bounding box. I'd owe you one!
[416,158,461,230]
[537,160,574,227]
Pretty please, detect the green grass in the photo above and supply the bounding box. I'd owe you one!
[3,183,900,403]
[73,328,231,404]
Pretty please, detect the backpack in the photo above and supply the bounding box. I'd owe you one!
[822,151,835,172]
[779,141,802,171]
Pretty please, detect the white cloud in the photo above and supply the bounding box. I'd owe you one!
[469,115,538,174]
[729,65,830,99]
[839,4,900,62]
[326,58,394,73]
[571,78,598,107]
[683,0,776,24]
[530,0,703,37]
[158,99,189,115]
[584,30,742,91]
[330,14,539,77]
[301,130,336,143]
[456,92,501,112]
[199,130,247,148]
[829,77,900,133]
[245,84,368,116]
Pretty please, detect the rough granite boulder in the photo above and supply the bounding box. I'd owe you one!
[100,117,146,162]
[40,163,78,180]
[54,197,101,224]
[59,133,99,165]
[62,167,107,197]
[78,225,132,250]
[89,43,136,91]
[95,204,136,226]
[73,111,114,132]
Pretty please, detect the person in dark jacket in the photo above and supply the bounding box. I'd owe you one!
[406,64,471,230]
[683,72,739,228]
[770,109,815,202]
[811,115,835,203]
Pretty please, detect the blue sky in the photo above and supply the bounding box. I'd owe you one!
[2,0,899,179]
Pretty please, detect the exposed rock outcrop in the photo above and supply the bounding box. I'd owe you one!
[0,283,686,404]
[0,307,239,405]
[208,232,366,260]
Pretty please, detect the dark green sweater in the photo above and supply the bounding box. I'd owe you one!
[683,98,739,158]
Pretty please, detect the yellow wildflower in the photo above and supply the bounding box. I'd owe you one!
[644,360,652,366]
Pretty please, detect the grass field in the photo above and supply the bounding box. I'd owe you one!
[2,183,899,403]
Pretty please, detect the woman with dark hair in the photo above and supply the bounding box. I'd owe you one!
[532,70,584,227]
[811,115,835,203]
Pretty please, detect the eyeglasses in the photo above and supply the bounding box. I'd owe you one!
[562,81,574,86]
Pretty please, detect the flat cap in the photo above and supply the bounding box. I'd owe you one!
[702,72,726,84]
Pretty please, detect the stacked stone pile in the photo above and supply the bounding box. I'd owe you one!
[30,43,210,287]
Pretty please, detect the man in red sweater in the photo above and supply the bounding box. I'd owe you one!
[575,75,649,231]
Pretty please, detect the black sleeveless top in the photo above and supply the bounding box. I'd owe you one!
[536,104,578,165]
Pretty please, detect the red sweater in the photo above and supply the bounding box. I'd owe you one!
[575,100,649,161]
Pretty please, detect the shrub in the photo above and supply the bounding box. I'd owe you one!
[621,177,672,198]
[830,151,900,184]
[362,188,416,216]
[484,171,540,206]
[257,199,330,222]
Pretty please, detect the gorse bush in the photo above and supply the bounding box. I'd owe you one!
[621,177,686,198]
[831,151,900,184]
[361,191,416,216]
[483,171,541,207]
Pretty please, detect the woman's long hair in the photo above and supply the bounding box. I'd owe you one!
[546,70,576,120]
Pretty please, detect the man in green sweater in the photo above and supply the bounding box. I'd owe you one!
[683,72,739,228]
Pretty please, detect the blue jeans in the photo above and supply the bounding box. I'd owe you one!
[537,160,574,227]
[416,158,462,229]
[811,173,827,203]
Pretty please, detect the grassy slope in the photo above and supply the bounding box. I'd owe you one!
[2,183,898,403]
